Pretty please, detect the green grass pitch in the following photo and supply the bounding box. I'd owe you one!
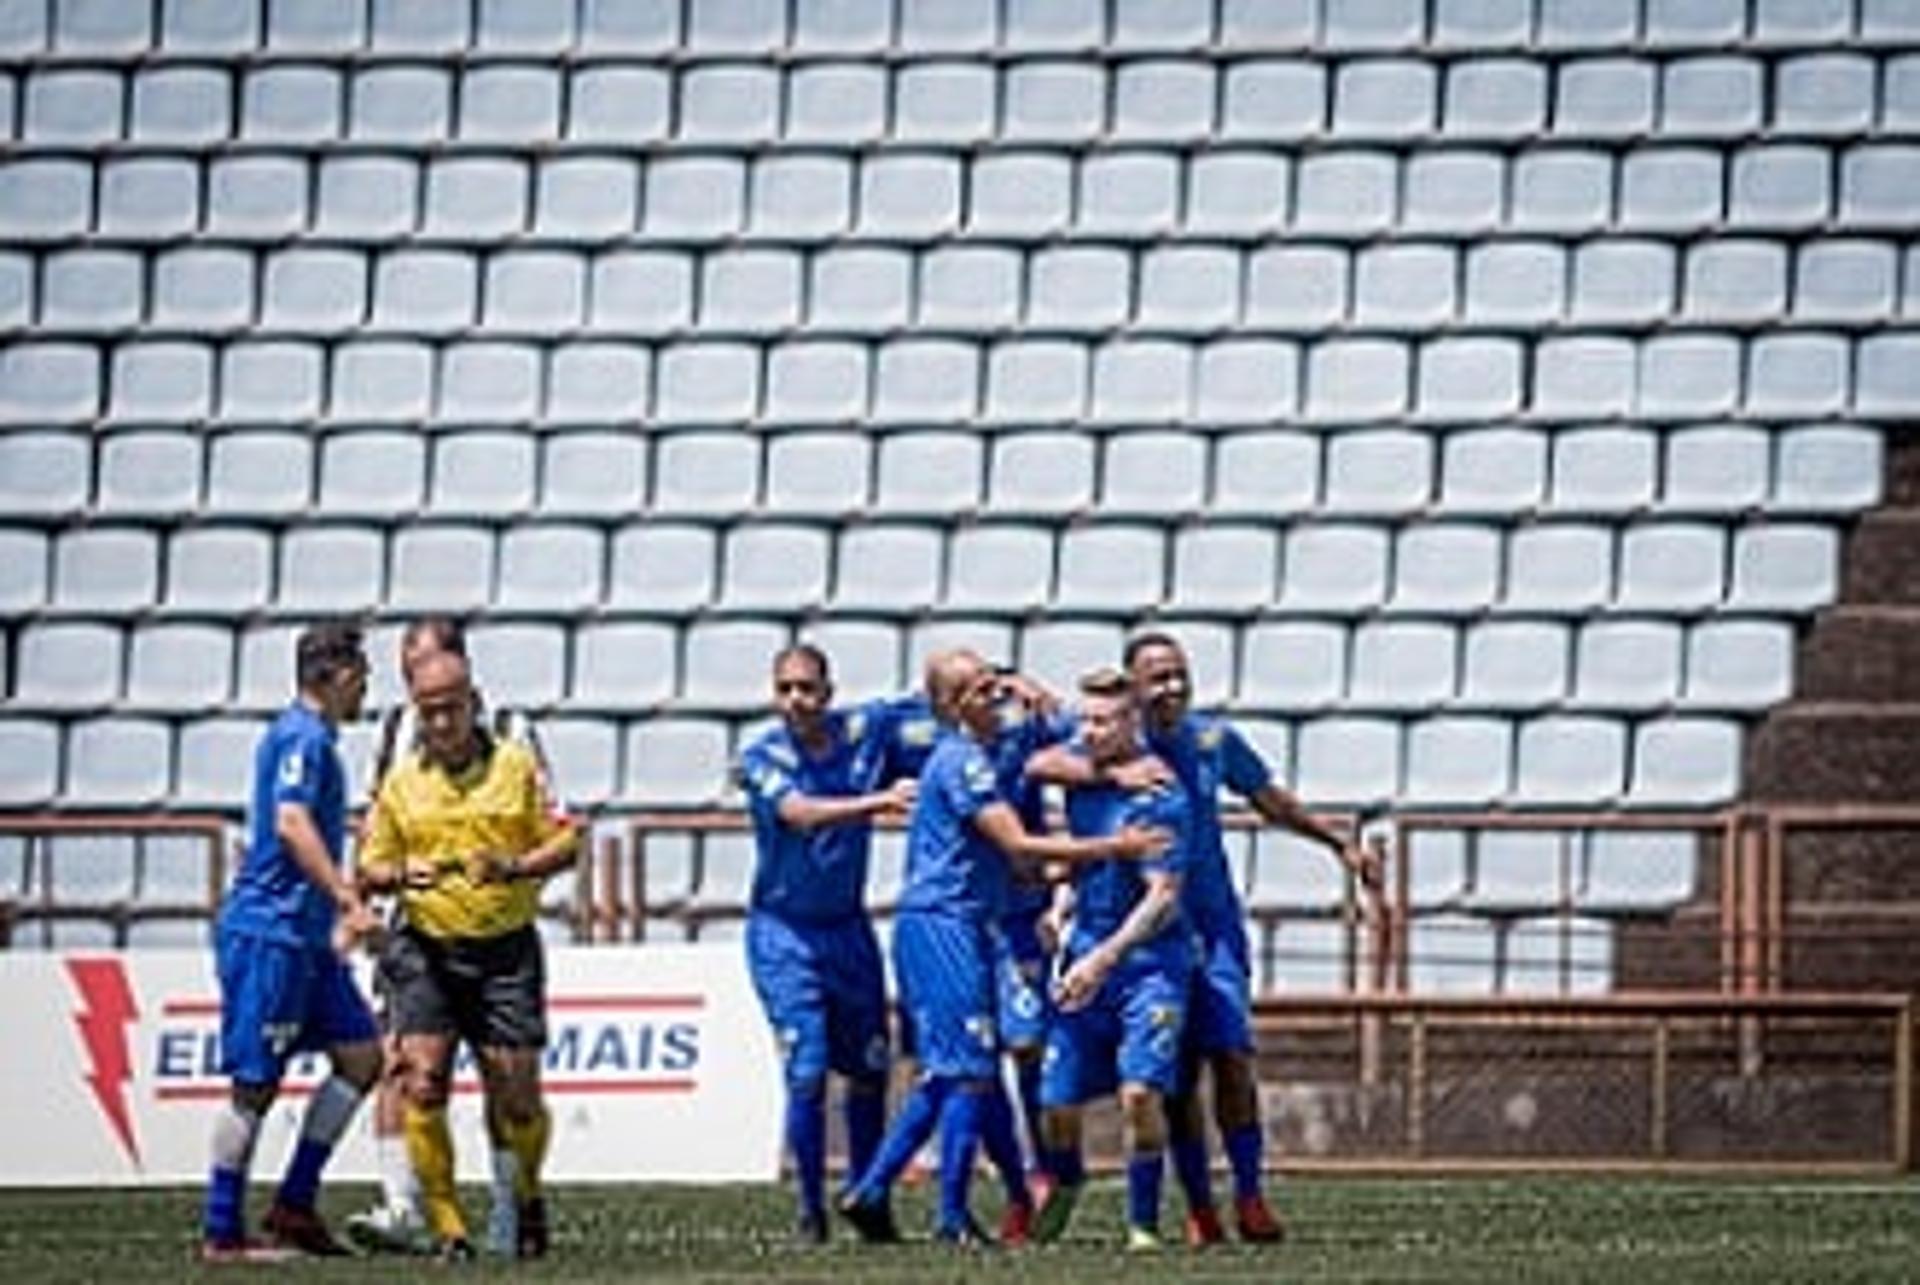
[2,1176,1918,1282]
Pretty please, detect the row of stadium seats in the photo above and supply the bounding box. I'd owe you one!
[0,516,1843,616]
[10,0,1919,60]
[10,241,1920,338]
[0,710,1744,810]
[6,332,1920,424]
[9,53,1920,149]
[0,424,1886,522]
[0,613,1805,716]
[8,145,1920,244]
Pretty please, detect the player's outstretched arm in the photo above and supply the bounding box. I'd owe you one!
[776,776,917,833]
[973,801,1170,866]
[1247,783,1384,896]
[1025,744,1173,793]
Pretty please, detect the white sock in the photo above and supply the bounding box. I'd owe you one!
[378,1135,420,1213]
[210,1103,262,1174]
[299,1075,364,1148]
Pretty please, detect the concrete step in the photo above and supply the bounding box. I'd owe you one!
[1795,605,1920,701]
[1743,702,1920,803]
[1838,512,1920,605]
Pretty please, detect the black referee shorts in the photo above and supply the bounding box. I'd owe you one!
[385,922,547,1051]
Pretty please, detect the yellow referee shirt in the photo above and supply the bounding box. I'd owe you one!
[360,738,576,942]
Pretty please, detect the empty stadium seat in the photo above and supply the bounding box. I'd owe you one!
[1171,526,1278,612]
[609,524,718,613]
[718,525,829,612]
[1348,621,1457,711]
[175,717,264,809]
[1626,718,1743,805]
[1456,622,1571,711]
[125,624,231,712]
[1510,716,1626,806]
[623,718,731,806]
[1573,620,1683,710]
[1469,830,1570,910]
[1402,717,1512,806]
[570,621,677,712]
[1239,621,1346,712]
[14,622,121,711]
[65,717,173,808]
[1580,830,1699,911]
[496,524,603,613]
[1293,717,1401,807]
[1408,914,1498,995]
[1505,915,1614,995]
[834,525,943,613]
[682,619,789,710]
[1403,828,1469,909]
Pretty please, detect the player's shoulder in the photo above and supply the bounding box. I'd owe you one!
[1179,712,1239,755]
[740,722,798,770]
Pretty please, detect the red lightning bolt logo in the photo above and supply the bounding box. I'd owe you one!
[67,958,141,1168]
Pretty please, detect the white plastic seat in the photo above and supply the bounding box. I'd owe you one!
[1776,54,1875,136]
[260,249,365,334]
[1615,524,1725,612]
[1661,58,1762,139]
[1028,246,1129,331]
[1537,0,1637,47]
[656,343,760,423]
[534,716,617,808]
[1003,62,1104,142]
[267,0,364,51]
[1349,621,1457,711]
[1442,59,1542,139]
[317,431,423,516]
[1221,60,1325,139]
[792,0,888,52]
[986,432,1093,516]
[232,624,297,711]
[645,156,746,240]
[1505,915,1613,995]
[0,343,97,424]
[1250,845,1348,925]
[53,529,158,614]
[984,340,1087,424]
[497,523,603,612]
[350,65,451,143]
[1402,829,1469,909]
[98,158,198,238]
[162,525,270,619]
[0,719,59,806]
[765,342,868,425]
[369,0,470,51]
[858,154,960,239]
[1407,913,1498,995]
[1103,431,1207,517]
[25,68,122,144]
[0,432,89,519]
[1662,425,1770,515]
[1239,621,1346,712]
[1794,240,1897,322]
[329,341,432,422]
[1532,336,1635,418]
[0,159,94,241]
[1304,339,1409,422]
[1324,0,1424,48]
[540,430,646,518]
[811,248,911,333]
[1553,57,1653,139]
[1279,524,1389,613]
[968,152,1072,237]
[1502,525,1613,615]
[1580,830,1698,911]
[588,251,691,336]
[748,154,852,242]
[764,432,868,516]
[1113,60,1214,142]
[175,718,264,810]
[700,249,802,334]
[1004,0,1100,50]
[1627,718,1742,806]
[277,527,383,613]
[14,622,122,710]
[1726,524,1839,611]
[1511,716,1626,806]
[1858,334,1920,415]
[914,245,1016,333]
[1437,427,1547,515]
[787,63,885,144]
[1187,151,1289,235]
[97,431,200,518]
[476,0,574,51]
[1417,337,1524,421]
[533,159,638,241]
[1016,620,1122,697]
[653,432,759,517]
[1388,525,1501,614]
[482,252,583,333]
[1136,246,1239,333]
[907,620,1014,680]
[1294,717,1401,807]
[371,247,475,332]
[422,157,527,240]
[42,249,143,333]
[1090,340,1191,424]
[795,620,900,701]
[1547,428,1657,515]
[719,525,828,612]
[1171,525,1278,612]
[893,61,994,143]
[1684,619,1795,711]
[1457,621,1570,710]
[1403,717,1512,807]
[1055,525,1164,611]
[1683,239,1786,325]
[434,340,536,424]
[1294,151,1397,234]
[695,833,756,914]
[946,525,1053,612]
[1246,246,1350,330]
[571,622,678,710]
[125,624,231,712]
[833,525,942,613]
[1620,147,1723,231]
[0,529,49,615]
[1773,425,1884,513]
[460,64,561,142]
[1213,432,1319,517]
[1323,430,1432,516]
[566,66,670,143]
[204,436,309,514]
[623,718,732,806]
[1334,59,1436,138]
[873,432,982,515]
[1755,0,1853,44]
[1512,149,1613,233]
[389,525,495,612]
[678,64,778,144]
[65,717,173,808]
[1733,144,1831,229]
[1641,334,1741,419]
[107,341,214,424]
[872,339,981,424]
[1573,620,1683,710]
[462,622,566,710]
[687,0,784,51]
[1401,150,1504,234]
[164,0,257,50]
[682,619,789,710]
[1464,241,1566,325]
[1355,244,1457,328]
[1747,332,1851,417]
[1570,240,1675,326]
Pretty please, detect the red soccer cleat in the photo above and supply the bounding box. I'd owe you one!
[998,1198,1033,1248]
[262,1203,352,1257]
[1234,1194,1286,1244]
[1183,1206,1227,1247]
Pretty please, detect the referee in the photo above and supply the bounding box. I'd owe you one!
[357,648,580,1261]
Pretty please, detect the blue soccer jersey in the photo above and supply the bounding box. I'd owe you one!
[219,702,350,950]
[897,731,1008,922]
[739,698,926,924]
[1145,714,1272,939]
[1062,778,1193,976]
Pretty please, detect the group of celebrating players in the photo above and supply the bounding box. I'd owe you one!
[194,615,1380,1261]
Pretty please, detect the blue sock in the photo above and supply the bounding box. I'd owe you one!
[1170,1132,1214,1211]
[849,1076,948,1202]
[1127,1152,1165,1232]
[1041,1145,1085,1187]
[1014,1056,1044,1170]
[787,1085,827,1223]
[936,1083,987,1233]
[979,1085,1030,1208]
[203,1166,246,1242]
[1224,1123,1264,1202]
[276,1138,331,1213]
[843,1081,885,1185]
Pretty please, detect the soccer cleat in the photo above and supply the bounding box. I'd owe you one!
[344,1203,432,1256]
[1184,1205,1227,1247]
[833,1191,902,1244]
[1029,1179,1083,1245]
[933,1215,995,1248]
[795,1210,829,1245]
[1125,1225,1165,1253]
[1234,1194,1286,1244]
[435,1236,477,1263]
[262,1203,351,1257]
[198,1238,296,1264]
[997,1199,1033,1248]
[516,1197,550,1259]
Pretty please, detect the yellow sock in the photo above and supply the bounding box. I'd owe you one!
[403,1104,466,1241]
[503,1103,551,1202]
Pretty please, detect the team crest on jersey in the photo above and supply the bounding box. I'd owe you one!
[963,757,997,794]
[1195,725,1223,753]
[899,719,936,748]
[746,761,789,797]
[278,752,304,788]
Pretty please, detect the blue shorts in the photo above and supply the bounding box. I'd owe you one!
[747,912,889,1090]
[1041,957,1187,1106]
[893,910,998,1081]
[1183,917,1255,1059]
[216,925,377,1086]
[995,910,1052,1053]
